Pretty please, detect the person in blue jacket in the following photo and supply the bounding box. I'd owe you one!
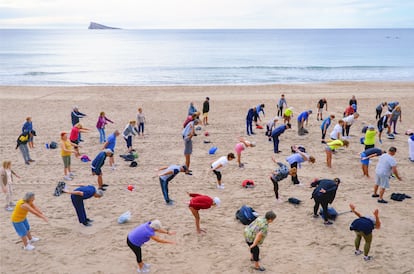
[22,116,35,149]
[63,185,104,226]
[320,114,335,144]
[297,110,312,136]
[254,104,265,126]
[246,107,256,136]
[311,178,341,225]
[271,123,291,153]
[91,149,113,190]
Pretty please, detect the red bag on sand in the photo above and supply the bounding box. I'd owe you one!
[256,125,263,129]
[242,180,255,188]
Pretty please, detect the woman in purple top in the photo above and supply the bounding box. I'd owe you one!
[96,112,114,144]
[127,220,176,273]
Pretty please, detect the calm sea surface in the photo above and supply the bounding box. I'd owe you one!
[0,29,413,86]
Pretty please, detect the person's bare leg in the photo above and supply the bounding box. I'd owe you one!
[189,207,205,233]
[98,175,103,188]
[326,151,332,168]
[362,165,369,177]
[373,184,379,195]
[379,188,385,200]
[185,154,191,171]
[22,235,29,247]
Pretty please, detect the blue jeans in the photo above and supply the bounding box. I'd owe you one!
[246,119,253,135]
[159,178,171,203]
[272,135,280,153]
[19,144,31,163]
[71,195,87,224]
[97,128,106,143]
[138,123,144,134]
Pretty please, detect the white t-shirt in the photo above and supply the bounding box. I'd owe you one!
[375,153,396,177]
[343,115,355,125]
[330,124,343,140]
[211,156,229,172]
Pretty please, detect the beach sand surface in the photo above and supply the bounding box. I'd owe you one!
[0,82,413,274]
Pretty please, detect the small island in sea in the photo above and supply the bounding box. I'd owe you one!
[88,22,120,29]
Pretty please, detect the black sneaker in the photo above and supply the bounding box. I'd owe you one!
[82,222,92,227]
[371,194,379,198]
[378,199,388,204]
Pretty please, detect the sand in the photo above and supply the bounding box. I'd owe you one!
[0,82,413,274]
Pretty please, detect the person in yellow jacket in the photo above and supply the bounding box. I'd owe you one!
[11,192,48,251]
[325,139,349,168]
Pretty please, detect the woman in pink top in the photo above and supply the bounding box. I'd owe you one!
[96,112,114,143]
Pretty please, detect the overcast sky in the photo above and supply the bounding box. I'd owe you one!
[0,0,413,29]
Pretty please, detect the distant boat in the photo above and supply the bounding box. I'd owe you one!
[88,22,121,30]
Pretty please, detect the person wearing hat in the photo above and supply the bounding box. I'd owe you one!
[71,106,87,142]
[91,149,114,191]
[360,148,385,178]
[297,110,312,136]
[283,106,293,124]
[187,192,220,234]
[363,125,377,150]
[127,220,176,273]
[235,137,256,168]
[244,210,277,271]
[349,203,381,261]
[158,165,188,205]
[202,97,210,125]
[63,185,103,226]
[15,130,36,165]
[311,178,341,225]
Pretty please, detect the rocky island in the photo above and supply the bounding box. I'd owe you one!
[88,22,120,29]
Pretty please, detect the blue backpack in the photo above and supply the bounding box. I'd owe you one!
[236,205,257,225]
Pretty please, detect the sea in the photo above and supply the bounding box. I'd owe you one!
[0,28,413,86]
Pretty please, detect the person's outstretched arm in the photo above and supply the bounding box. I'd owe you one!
[349,203,362,217]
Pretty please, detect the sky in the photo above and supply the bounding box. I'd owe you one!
[0,0,413,29]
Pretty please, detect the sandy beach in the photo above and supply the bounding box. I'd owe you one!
[0,82,413,274]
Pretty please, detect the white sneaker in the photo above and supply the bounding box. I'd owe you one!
[29,237,40,244]
[216,184,224,189]
[5,206,14,211]
[137,267,150,273]
[69,172,75,177]
[111,166,116,171]
[143,263,151,269]
[63,176,73,181]
[24,244,35,251]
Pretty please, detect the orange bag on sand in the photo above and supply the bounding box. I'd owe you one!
[256,125,263,129]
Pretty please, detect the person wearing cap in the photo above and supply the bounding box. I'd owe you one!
[372,147,402,203]
[277,94,287,117]
[211,153,235,189]
[244,210,277,271]
[320,114,335,144]
[363,125,377,150]
[187,192,220,234]
[342,112,359,139]
[91,149,114,191]
[103,130,120,170]
[182,118,199,175]
[325,139,349,168]
[297,110,312,136]
[316,98,328,121]
[349,203,381,261]
[63,185,103,226]
[158,165,188,205]
[22,116,35,149]
[202,97,210,125]
[286,146,315,184]
[71,106,87,142]
[235,137,256,168]
[311,178,341,225]
[360,148,385,178]
[271,123,291,153]
[60,132,78,181]
[127,220,176,273]
[15,130,36,165]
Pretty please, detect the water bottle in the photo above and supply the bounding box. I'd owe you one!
[45,143,49,149]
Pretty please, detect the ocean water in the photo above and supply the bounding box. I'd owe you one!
[0,29,413,86]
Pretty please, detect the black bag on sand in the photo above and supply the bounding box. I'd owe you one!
[288,197,301,205]
[236,205,258,225]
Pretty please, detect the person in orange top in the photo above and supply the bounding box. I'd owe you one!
[11,192,48,251]
[187,192,220,234]
[60,132,78,181]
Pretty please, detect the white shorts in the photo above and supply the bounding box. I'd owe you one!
[375,175,390,189]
